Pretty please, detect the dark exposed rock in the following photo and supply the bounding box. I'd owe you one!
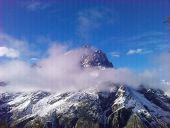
[139,87,170,112]
[108,108,132,128]
[126,114,146,128]
[80,47,113,68]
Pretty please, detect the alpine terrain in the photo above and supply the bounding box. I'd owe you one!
[0,47,170,128]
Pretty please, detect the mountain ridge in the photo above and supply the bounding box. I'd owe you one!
[0,85,170,128]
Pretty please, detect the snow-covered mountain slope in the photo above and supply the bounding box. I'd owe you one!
[0,85,170,128]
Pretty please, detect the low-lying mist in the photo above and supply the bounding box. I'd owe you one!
[0,45,169,93]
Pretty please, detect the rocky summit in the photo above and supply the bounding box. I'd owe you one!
[80,46,113,68]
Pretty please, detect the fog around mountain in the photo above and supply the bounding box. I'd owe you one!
[0,44,169,94]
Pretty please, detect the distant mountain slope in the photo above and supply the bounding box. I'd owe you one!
[0,85,170,128]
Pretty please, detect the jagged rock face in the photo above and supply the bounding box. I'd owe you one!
[0,85,170,128]
[80,47,113,68]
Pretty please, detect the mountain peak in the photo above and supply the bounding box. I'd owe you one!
[80,47,113,68]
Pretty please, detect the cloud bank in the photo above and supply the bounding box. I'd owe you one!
[0,44,169,93]
[127,48,152,55]
[0,33,31,58]
[0,46,20,58]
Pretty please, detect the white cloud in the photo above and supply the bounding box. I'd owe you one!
[111,52,120,58]
[77,7,116,39]
[0,45,140,92]
[0,33,36,58]
[0,47,20,58]
[127,49,143,55]
[109,32,169,52]
[20,1,51,11]
[27,1,42,11]
[127,48,153,55]
[0,32,169,93]
[30,57,39,61]
[0,44,168,93]
[157,52,170,81]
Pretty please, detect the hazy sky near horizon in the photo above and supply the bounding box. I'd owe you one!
[0,0,170,71]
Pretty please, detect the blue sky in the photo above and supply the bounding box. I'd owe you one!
[0,0,170,71]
